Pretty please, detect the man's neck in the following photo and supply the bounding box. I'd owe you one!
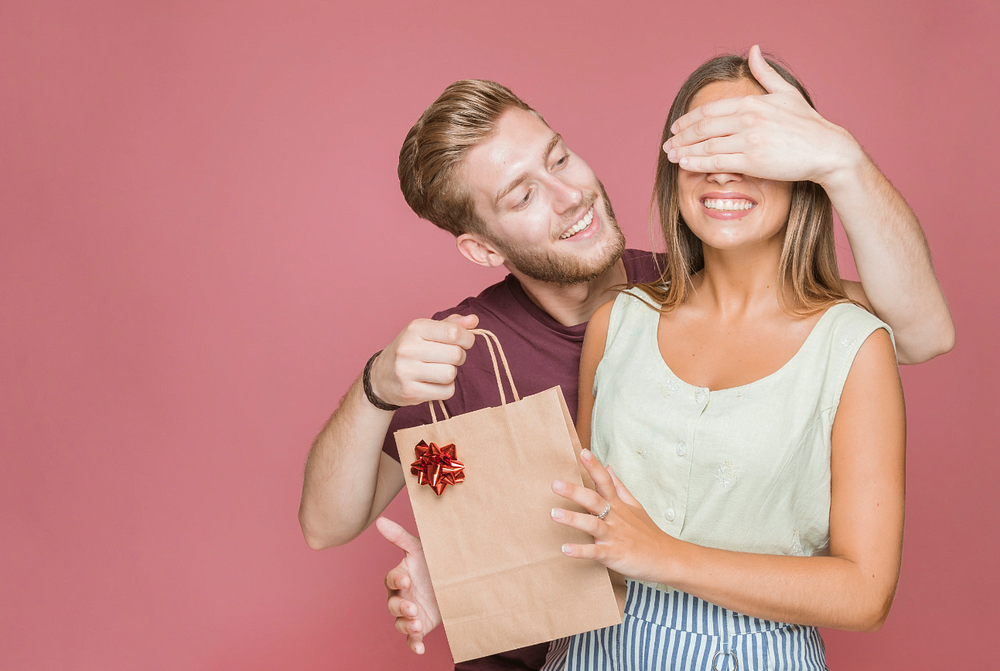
[511,259,629,327]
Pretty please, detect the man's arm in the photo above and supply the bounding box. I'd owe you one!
[664,45,955,364]
[298,313,478,549]
[823,157,953,364]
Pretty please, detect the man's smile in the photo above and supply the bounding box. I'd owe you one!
[559,206,596,240]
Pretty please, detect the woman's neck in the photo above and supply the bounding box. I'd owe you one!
[691,238,788,318]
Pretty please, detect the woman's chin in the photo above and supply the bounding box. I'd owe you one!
[700,231,785,255]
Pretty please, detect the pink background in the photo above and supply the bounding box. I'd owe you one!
[2,1,997,669]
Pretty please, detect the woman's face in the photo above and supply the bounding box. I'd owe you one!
[676,78,793,254]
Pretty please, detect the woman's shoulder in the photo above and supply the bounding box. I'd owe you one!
[587,298,617,337]
[821,304,901,427]
[810,302,897,407]
[621,283,667,307]
[608,285,665,326]
[819,302,895,352]
[590,286,664,356]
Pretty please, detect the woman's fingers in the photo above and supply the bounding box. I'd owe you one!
[579,449,619,502]
[552,476,608,515]
[552,449,619,525]
[550,506,603,535]
[561,542,602,560]
[608,467,641,507]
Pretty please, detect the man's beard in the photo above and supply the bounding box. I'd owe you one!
[487,181,626,286]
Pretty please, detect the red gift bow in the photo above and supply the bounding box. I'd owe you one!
[411,440,465,495]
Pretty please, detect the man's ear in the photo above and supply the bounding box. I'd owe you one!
[456,233,507,268]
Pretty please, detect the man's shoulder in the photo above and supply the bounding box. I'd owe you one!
[622,248,665,284]
[429,276,517,322]
[427,250,663,320]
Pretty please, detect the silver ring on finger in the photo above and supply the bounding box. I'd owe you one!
[597,501,611,520]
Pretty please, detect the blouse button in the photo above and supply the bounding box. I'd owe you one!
[664,508,676,522]
[676,442,686,456]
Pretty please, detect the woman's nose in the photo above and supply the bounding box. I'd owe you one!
[706,171,744,186]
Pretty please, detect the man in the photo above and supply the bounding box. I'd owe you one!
[299,46,954,670]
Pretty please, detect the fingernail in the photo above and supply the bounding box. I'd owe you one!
[581,449,592,461]
[416,644,425,655]
[679,157,689,167]
[552,480,565,492]
[662,139,672,151]
[667,149,677,161]
[562,544,572,555]
[405,605,416,616]
[551,508,564,520]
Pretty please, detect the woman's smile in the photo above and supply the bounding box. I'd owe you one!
[699,191,758,219]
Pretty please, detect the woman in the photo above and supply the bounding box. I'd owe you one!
[548,50,906,670]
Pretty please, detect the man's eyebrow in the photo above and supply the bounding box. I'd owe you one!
[495,174,528,209]
[494,133,564,208]
[543,133,563,162]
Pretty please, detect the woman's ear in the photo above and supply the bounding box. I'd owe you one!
[457,233,506,268]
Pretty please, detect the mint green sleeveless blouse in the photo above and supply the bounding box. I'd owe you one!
[590,288,892,590]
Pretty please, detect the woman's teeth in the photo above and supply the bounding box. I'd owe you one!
[560,208,594,239]
[702,199,755,212]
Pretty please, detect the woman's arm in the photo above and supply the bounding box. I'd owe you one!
[575,299,614,457]
[553,327,906,631]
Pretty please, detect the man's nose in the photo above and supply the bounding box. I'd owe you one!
[551,177,584,213]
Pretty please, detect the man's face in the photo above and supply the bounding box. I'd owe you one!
[457,108,625,285]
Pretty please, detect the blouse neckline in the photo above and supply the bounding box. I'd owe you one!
[645,297,849,395]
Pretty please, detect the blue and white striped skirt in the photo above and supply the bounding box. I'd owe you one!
[542,581,827,670]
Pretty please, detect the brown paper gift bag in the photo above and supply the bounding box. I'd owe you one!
[394,329,625,663]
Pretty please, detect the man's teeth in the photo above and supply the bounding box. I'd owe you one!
[560,208,594,239]
[702,199,755,212]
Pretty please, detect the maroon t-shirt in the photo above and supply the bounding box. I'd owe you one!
[382,249,662,671]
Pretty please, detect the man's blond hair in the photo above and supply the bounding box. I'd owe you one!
[397,80,537,237]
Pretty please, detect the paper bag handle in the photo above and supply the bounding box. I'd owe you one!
[471,329,520,403]
[428,328,520,423]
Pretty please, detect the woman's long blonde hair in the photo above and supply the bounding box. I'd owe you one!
[637,54,847,316]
